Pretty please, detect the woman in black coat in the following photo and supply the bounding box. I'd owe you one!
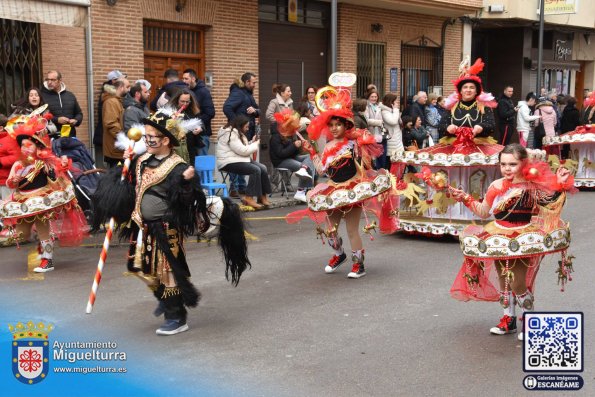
[560,97,580,133]
[560,96,580,159]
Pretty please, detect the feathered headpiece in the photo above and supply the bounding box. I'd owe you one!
[444,56,497,110]
[307,86,354,141]
[453,56,484,94]
[8,107,53,148]
[143,105,203,147]
[273,109,301,136]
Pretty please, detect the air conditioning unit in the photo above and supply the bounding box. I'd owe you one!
[488,4,505,13]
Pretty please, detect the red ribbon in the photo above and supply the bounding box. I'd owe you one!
[451,127,476,152]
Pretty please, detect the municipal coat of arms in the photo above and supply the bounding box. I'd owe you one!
[9,321,54,385]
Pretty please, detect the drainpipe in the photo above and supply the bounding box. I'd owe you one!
[331,0,337,73]
[85,4,94,159]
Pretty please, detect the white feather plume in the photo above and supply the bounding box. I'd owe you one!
[115,123,147,155]
[180,117,204,132]
[156,105,177,117]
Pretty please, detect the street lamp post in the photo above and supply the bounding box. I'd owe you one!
[536,0,545,94]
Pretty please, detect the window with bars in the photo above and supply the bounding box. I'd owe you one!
[357,42,385,98]
[0,18,41,116]
[401,44,442,108]
[143,21,203,55]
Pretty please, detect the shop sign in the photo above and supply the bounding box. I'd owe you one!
[554,39,572,61]
[543,0,577,15]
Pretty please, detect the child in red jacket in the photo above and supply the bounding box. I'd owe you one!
[0,114,20,200]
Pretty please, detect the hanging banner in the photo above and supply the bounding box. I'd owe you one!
[288,0,298,23]
[543,0,577,15]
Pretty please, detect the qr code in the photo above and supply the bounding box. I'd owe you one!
[523,312,583,372]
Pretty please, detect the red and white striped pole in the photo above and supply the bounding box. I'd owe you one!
[86,128,142,314]
[86,218,114,313]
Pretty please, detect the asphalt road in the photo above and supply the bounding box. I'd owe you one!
[1,191,594,397]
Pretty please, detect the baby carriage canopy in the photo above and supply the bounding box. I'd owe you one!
[51,137,102,213]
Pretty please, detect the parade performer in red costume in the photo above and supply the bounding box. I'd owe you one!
[448,143,575,340]
[287,73,402,278]
[0,110,87,272]
[391,57,501,236]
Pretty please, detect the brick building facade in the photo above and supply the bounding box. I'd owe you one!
[3,0,481,159]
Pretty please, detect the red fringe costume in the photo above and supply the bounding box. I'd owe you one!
[286,82,403,276]
[449,159,575,337]
[0,112,87,270]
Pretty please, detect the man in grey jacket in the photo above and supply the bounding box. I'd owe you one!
[123,83,150,132]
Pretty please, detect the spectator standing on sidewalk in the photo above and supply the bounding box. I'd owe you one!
[182,68,215,155]
[223,72,260,196]
[516,92,540,148]
[41,70,83,137]
[102,78,130,167]
[425,93,441,145]
[265,83,294,135]
[123,83,150,132]
[496,85,517,145]
[150,69,187,111]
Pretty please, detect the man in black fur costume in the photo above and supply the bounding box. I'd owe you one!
[92,108,250,335]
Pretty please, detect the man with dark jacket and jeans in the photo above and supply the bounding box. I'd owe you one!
[182,68,215,155]
[223,72,260,140]
[41,70,83,137]
[496,85,518,145]
[222,72,260,196]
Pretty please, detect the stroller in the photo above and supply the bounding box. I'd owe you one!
[51,137,104,223]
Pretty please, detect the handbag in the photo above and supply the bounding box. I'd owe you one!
[381,126,391,139]
[406,140,419,152]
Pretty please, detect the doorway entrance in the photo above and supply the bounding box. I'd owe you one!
[143,20,205,103]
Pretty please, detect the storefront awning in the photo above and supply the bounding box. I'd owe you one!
[532,60,581,71]
[1,0,89,28]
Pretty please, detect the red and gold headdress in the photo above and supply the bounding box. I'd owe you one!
[273,108,301,137]
[453,56,484,95]
[444,56,496,111]
[307,73,356,141]
[7,105,53,148]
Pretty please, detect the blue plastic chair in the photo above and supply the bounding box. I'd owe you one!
[194,155,228,197]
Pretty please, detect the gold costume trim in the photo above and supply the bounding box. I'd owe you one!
[131,152,186,227]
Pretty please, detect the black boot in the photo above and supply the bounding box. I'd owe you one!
[156,291,188,335]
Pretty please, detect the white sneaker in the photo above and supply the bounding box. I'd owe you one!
[294,189,307,203]
[295,167,312,181]
[518,332,524,341]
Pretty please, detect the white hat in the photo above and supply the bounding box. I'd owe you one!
[135,79,151,90]
[107,70,126,81]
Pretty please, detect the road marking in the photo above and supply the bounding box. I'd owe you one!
[245,216,287,220]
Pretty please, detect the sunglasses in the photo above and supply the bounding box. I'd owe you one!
[307,91,316,94]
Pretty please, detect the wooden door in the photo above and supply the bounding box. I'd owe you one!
[143,20,205,103]
[144,56,201,103]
